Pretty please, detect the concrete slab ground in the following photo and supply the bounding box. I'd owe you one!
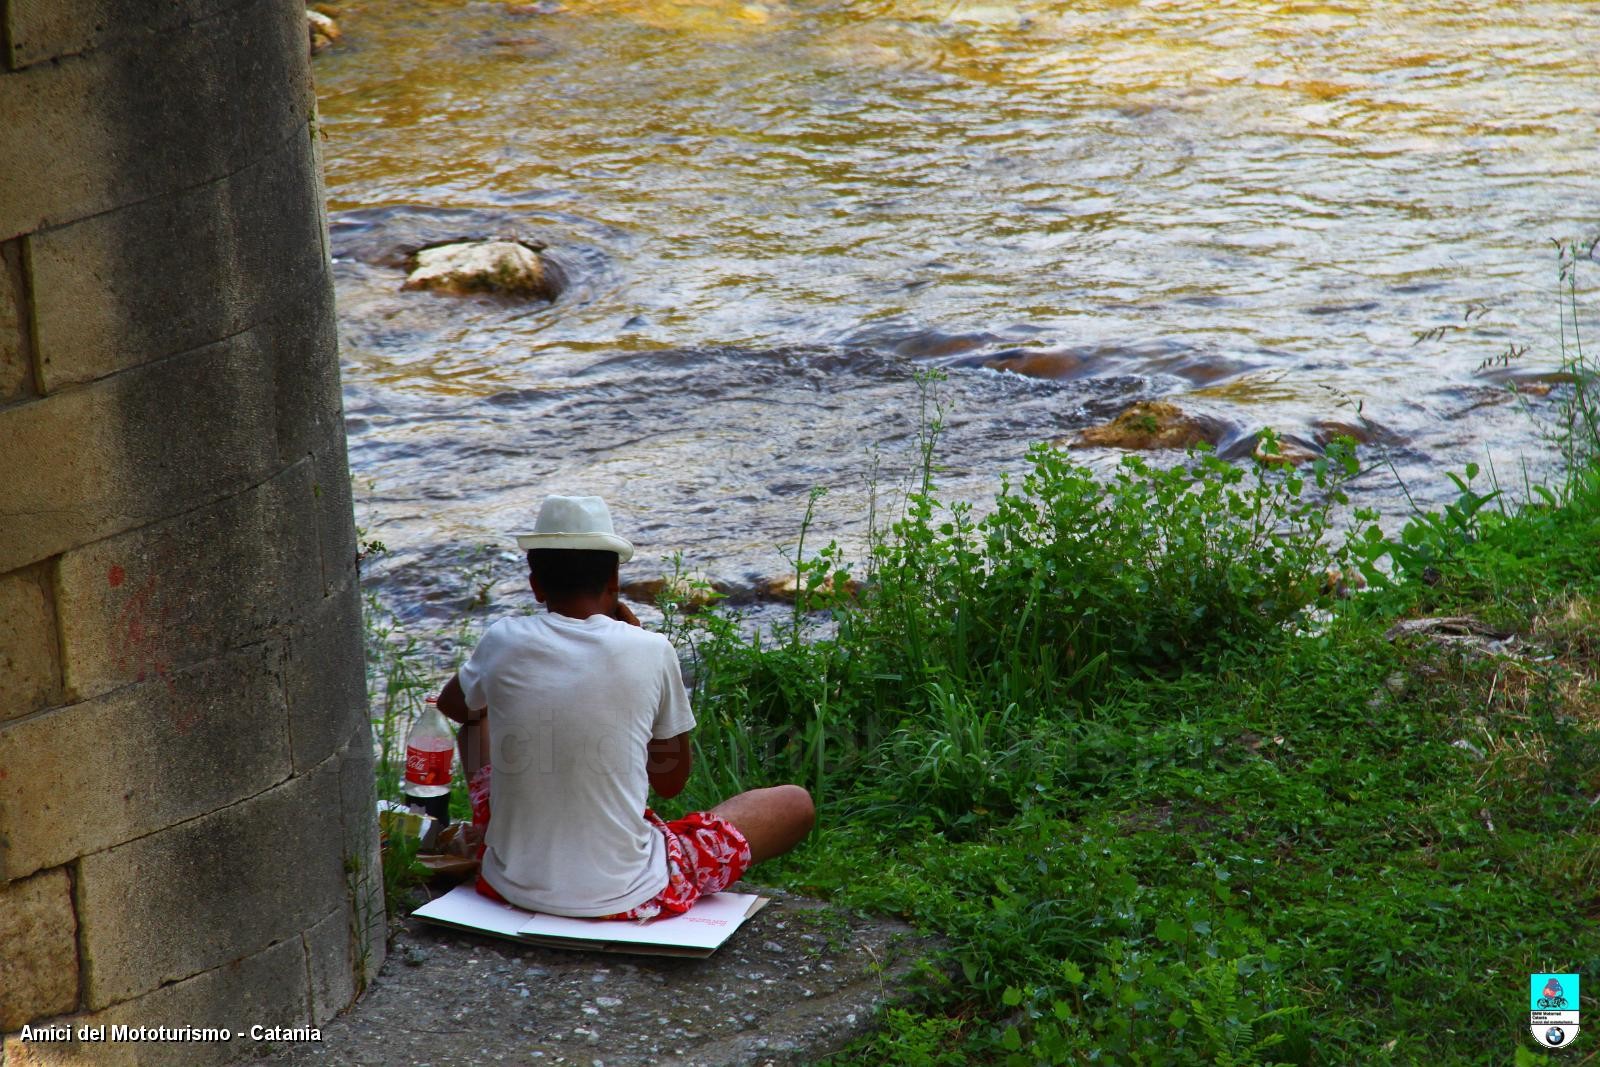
[254,883,934,1067]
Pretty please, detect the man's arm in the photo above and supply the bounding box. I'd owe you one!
[436,673,484,725]
[646,732,692,799]
[438,673,490,775]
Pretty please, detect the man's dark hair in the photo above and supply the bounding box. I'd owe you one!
[528,548,618,599]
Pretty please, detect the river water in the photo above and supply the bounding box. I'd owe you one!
[312,0,1598,628]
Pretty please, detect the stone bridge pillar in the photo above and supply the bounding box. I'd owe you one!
[0,1,381,1060]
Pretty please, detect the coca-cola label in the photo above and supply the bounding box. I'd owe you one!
[405,745,453,787]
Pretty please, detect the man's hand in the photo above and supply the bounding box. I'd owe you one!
[613,599,641,627]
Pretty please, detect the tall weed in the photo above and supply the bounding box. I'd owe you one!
[678,413,1383,827]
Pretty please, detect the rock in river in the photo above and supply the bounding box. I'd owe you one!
[1252,433,1321,468]
[308,9,341,54]
[1073,400,1222,451]
[620,573,726,612]
[761,573,863,603]
[402,239,559,299]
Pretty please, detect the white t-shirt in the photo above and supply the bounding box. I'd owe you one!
[457,612,695,916]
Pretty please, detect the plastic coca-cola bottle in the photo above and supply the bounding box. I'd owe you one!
[403,697,455,823]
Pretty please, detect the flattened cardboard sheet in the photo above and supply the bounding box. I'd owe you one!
[412,881,769,957]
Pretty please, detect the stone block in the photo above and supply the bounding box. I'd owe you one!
[55,459,323,701]
[0,323,278,576]
[263,282,359,600]
[0,0,310,237]
[336,733,385,984]
[267,276,342,468]
[4,0,233,70]
[0,867,78,1032]
[0,237,32,405]
[76,755,343,1008]
[312,434,360,599]
[284,580,366,773]
[0,386,122,577]
[0,642,292,882]
[1,935,307,1067]
[303,902,357,1025]
[336,730,380,871]
[28,124,328,391]
[0,560,60,722]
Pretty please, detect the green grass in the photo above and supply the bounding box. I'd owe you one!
[660,458,1600,1063]
[646,242,1600,1064]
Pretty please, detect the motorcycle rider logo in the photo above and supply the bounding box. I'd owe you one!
[1531,973,1580,1049]
[1541,978,1570,1011]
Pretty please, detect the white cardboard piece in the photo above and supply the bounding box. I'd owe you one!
[412,882,770,957]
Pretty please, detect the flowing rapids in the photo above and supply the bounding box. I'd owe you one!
[311,0,1598,624]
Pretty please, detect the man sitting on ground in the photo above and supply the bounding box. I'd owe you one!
[436,494,814,919]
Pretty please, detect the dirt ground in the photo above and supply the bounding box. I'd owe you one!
[254,882,935,1066]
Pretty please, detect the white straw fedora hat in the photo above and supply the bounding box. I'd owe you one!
[514,495,634,562]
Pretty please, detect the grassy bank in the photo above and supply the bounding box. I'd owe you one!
[364,240,1598,1062]
[650,245,1600,1063]
[667,455,1600,1064]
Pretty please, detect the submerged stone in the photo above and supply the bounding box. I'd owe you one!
[1252,434,1320,468]
[1073,400,1221,451]
[1314,419,1389,447]
[759,574,862,603]
[621,574,726,613]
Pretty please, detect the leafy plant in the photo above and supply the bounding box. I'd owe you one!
[1388,461,1501,576]
[379,831,428,922]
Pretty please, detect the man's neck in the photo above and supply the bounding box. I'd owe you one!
[546,595,612,620]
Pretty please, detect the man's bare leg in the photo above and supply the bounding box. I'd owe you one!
[710,785,815,865]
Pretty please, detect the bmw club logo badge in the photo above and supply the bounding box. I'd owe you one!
[1531,973,1580,1049]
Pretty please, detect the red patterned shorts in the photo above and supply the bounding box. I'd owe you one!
[468,764,751,921]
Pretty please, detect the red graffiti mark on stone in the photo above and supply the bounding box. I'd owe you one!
[161,664,200,733]
[114,575,160,676]
[108,549,207,734]
[112,571,183,718]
